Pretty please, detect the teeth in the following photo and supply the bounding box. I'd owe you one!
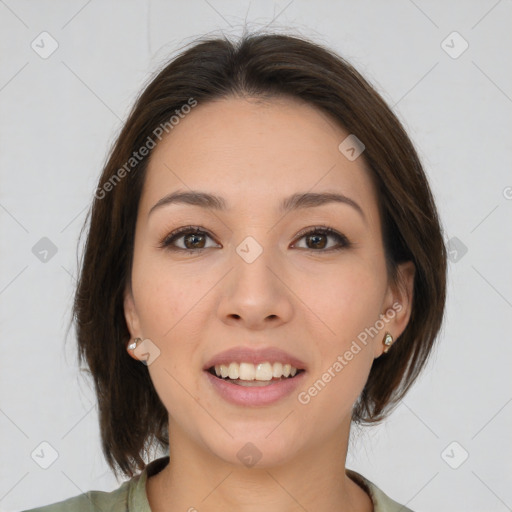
[213,362,301,381]
[240,362,256,380]
[228,362,239,379]
[219,364,229,378]
[255,362,273,380]
[272,362,283,378]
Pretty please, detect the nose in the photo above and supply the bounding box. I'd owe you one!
[217,242,294,330]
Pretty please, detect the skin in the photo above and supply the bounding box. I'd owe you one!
[124,96,415,512]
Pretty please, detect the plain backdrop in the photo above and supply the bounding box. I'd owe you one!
[1,1,511,511]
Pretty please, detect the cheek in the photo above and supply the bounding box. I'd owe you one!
[297,263,385,416]
[131,252,204,337]
[131,260,208,412]
[299,259,386,340]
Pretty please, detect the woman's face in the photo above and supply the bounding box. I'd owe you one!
[124,96,414,467]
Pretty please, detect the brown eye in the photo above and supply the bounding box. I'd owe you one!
[159,226,220,252]
[182,232,206,249]
[159,225,350,254]
[293,226,350,252]
[305,232,327,249]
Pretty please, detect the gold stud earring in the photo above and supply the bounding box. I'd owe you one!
[382,332,394,353]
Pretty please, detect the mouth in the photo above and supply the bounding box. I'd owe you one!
[206,362,306,387]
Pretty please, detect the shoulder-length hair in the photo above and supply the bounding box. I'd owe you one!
[73,32,447,479]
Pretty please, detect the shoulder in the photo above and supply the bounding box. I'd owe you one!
[21,479,132,512]
[21,456,169,512]
[346,468,415,512]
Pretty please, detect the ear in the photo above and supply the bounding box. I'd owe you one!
[374,260,415,358]
[124,285,143,361]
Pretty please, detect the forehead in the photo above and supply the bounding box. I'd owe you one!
[140,96,379,222]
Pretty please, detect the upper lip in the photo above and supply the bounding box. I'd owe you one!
[203,346,307,371]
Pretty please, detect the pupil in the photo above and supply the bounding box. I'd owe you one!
[308,234,326,249]
[185,233,204,249]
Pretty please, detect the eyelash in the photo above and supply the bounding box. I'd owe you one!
[158,224,351,254]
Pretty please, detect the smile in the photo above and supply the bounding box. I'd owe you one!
[205,364,306,405]
[209,361,303,385]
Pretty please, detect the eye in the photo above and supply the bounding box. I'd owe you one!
[292,225,351,252]
[159,225,220,252]
[158,224,351,254]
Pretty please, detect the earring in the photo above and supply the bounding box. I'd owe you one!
[128,337,142,350]
[382,332,394,353]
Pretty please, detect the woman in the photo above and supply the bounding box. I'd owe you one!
[25,31,446,512]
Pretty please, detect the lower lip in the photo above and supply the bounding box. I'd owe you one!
[204,370,306,406]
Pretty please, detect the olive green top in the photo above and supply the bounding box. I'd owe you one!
[23,456,414,512]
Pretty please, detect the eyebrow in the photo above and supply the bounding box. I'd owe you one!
[148,190,366,222]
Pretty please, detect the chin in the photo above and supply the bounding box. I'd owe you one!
[203,430,301,470]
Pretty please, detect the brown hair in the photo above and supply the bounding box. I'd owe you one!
[73,31,447,479]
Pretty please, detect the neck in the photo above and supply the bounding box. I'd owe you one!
[146,420,373,512]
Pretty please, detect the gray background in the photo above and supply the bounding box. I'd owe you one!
[1,1,511,511]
